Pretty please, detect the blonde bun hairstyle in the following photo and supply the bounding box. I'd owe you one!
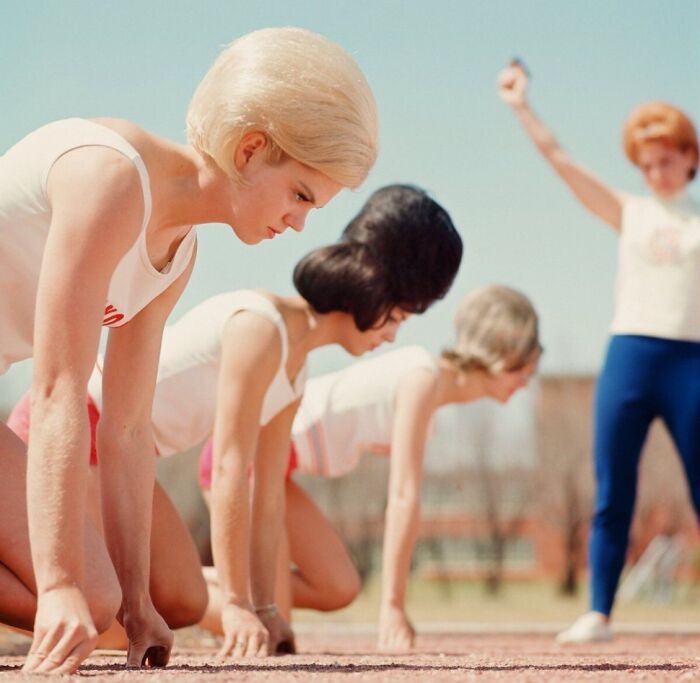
[442,285,540,374]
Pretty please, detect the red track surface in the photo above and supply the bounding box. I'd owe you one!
[2,632,700,681]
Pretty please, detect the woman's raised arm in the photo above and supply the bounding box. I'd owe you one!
[498,61,624,230]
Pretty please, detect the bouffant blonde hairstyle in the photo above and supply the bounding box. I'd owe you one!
[186,27,378,188]
[442,285,540,374]
[623,102,698,180]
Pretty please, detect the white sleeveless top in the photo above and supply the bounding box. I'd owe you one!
[89,290,307,456]
[0,118,197,375]
[292,345,439,478]
[611,193,700,340]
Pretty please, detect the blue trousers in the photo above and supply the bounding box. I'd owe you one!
[590,334,700,615]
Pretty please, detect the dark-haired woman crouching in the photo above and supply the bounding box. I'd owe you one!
[8,184,462,658]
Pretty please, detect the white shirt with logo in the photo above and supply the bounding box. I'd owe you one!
[0,118,196,374]
[611,193,700,340]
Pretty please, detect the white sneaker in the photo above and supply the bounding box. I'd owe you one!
[556,612,613,644]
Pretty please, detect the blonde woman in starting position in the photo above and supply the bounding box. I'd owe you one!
[0,26,377,673]
[199,284,540,652]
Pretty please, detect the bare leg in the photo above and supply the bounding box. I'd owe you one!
[0,562,35,630]
[149,481,208,627]
[198,490,225,635]
[95,480,208,649]
[1,420,205,649]
[199,477,361,635]
[285,479,361,611]
[0,422,121,634]
[199,567,224,635]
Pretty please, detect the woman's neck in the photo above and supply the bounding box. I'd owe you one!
[154,146,235,229]
[90,119,235,229]
[436,359,490,406]
[274,297,346,359]
[299,308,349,354]
[651,186,691,208]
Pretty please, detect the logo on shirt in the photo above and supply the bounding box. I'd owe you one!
[103,304,125,326]
[648,226,681,265]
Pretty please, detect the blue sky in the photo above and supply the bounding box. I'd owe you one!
[1,0,699,408]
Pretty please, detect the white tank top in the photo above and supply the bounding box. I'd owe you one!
[611,193,700,340]
[292,345,439,478]
[0,118,197,375]
[89,290,307,456]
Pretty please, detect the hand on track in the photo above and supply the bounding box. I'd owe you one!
[258,607,296,655]
[218,602,269,658]
[23,586,99,675]
[378,605,415,653]
[123,601,173,668]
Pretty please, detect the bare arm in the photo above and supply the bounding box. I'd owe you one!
[498,61,624,230]
[98,249,195,667]
[24,147,146,674]
[378,368,439,652]
[250,400,300,653]
[210,312,280,658]
[250,401,300,607]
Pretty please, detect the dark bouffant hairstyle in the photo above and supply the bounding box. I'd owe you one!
[293,184,463,330]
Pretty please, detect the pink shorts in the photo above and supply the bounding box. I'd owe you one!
[198,437,298,491]
[8,390,102,466]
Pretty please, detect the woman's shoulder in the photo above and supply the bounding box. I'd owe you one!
[200,288,278,311]
[171,289,280,341]
[348,345,438,380]
[220,289,284,341]
[618,192,656,227]
[618,191,647,208]
[622,192,700,219]
[3,118,147,185]
[393,344,438,369]
[90,117,187,168]
[88,118,154,150]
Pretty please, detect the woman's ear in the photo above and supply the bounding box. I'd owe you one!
[234,131,268,170]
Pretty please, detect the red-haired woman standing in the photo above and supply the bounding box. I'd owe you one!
[499,61,700,643]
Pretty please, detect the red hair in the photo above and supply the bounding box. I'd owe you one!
[623,102,698,179]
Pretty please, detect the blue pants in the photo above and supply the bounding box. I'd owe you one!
[590,334,700,615]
